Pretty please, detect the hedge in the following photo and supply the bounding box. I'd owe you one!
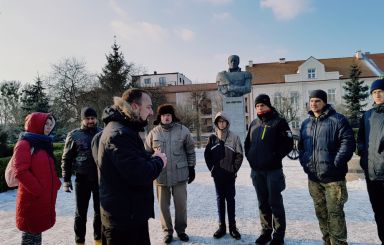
[0,143,64,193]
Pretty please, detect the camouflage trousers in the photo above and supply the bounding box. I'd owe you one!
[308,180,348,245]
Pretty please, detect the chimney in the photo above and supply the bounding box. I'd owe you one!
[279,58,286,64]
[154,71,157,75]
[355,50,363,60]
[248,60,253,67]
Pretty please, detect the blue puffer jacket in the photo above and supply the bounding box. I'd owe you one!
[357,104,384,181]
[298,105,356,183]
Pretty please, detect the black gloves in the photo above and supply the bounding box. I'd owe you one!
[188,166,195,184]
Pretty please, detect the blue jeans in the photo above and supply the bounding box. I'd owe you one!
[213,177,236,226]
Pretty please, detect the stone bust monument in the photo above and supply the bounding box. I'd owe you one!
[216,55,252,97]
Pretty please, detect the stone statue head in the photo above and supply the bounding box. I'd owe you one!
[228,55,240,72]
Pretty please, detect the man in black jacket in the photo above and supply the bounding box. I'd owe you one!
[97,88,167,245]
[357,78,384,245]
[244,94,293,245]
[299,90,355,245]
[61,107,102,245]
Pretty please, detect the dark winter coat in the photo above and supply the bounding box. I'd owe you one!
[97,105,164,229]
[14,112,61,233]
[357,104,384,181]
[244,110,293,171]
[204,112,243,182]
[61,125,102,182]
[298,105,356,183]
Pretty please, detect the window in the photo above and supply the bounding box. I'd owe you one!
[159,77,166,86]
[274,92,282,106]
[290,91,299,108]
[308,68,316,79]
[144,78,151,85]
[291,120,300,129]
[327,88,336,104]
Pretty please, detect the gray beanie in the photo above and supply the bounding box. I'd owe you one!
[309,90,327,104]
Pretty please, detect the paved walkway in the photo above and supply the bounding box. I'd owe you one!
[0,149,380,244]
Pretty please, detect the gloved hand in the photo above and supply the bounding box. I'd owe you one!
[188,166,195,184]
[63,181,73,193]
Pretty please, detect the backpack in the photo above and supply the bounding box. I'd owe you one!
[5,147,34,187]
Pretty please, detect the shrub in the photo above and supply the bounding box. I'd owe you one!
[0,145,64,193]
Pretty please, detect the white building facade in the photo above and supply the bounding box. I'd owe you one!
[246,51,384,133]
[134,72,192,88]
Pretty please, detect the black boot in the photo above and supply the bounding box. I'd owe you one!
[163,234,173,244]
[270,236,284,245]
[213,224,226,239]
[255,232,272,245]
[229,225,241,240]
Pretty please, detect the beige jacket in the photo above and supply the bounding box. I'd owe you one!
[145,122,196,186]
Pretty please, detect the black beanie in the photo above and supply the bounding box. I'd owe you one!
[309,89,327,104]
[81,107,97,119]
[370,79,384,93]
[154,104,180,125]
[255,94,272,108]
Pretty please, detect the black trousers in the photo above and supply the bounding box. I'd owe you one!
[103,221,150,245]
[251,169,286,239]
[213,177,236,226]
[74,173,101,243]
[366,178,384,243]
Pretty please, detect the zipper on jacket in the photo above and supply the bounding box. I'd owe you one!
[311,118,319,178]
[261,125,267,140]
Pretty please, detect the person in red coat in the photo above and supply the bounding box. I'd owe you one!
[13,112,62,244]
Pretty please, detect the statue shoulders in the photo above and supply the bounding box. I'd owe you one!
[217,70,227,78]
[244,71,252,79]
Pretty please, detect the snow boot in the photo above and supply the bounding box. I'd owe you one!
[213,224,226,239]
[229,225,241,240]
[270,237,284,245]
[255,232,272,245]
[178,233,189,242]
[163,234,173,244]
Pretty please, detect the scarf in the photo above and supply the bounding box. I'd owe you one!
[160,122,174,130]
[19,132,54,158]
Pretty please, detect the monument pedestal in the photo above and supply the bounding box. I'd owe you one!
[223,96,246,144]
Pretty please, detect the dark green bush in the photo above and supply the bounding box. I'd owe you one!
[0,156,12,193]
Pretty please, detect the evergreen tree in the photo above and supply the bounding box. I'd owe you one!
[98,39,133,97]
[21,75,50,115]
[342,63,369,127]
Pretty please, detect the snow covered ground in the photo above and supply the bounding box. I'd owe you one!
[0,148,380,245]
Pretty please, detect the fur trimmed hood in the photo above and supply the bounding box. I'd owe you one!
[113,96,141,121]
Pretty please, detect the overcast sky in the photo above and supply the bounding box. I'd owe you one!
[0,0,383,84]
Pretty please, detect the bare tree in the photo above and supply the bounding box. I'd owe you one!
[47,57,96,129]
[273,92,300,123]
[0,80,22,126]
[189,90,208,147]
[176,104,197,130]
